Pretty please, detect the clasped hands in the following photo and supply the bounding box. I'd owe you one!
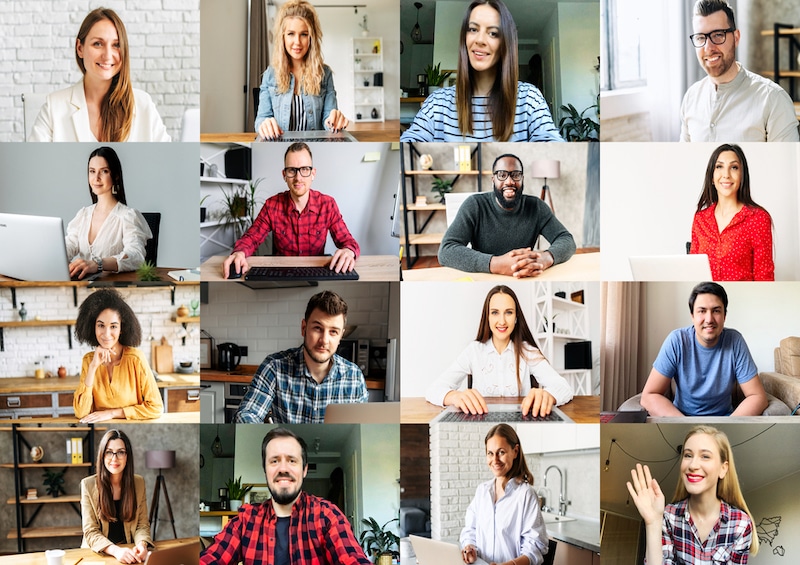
[490,249,554,278]
[445,388,556,417]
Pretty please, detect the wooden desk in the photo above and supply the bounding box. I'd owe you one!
[401,252,600,282]
[401,396,600,424]
[0,374,199,394]
[201,255,400,282]
[201,120,400,143]
[5,411,201,424]
[0,537,199,564]
[0,268,199,286]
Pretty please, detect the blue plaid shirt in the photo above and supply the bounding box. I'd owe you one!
[233,346,368,423]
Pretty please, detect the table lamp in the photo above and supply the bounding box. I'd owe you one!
[530,160,561,213]
[146,449,177,540]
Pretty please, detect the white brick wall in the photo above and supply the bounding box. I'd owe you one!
[0,285,201,377]
[1,0,200,141]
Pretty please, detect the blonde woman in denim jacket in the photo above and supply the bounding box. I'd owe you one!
[255,0,348,139]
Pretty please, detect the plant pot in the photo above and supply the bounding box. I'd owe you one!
[231,196,248,218]
[229,499,243,511]
[428,85,441,95]
[376,554,392,565]
[200,207,207,222]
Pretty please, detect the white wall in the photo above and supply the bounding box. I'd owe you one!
[358,424,401,539]
[557,3,600,120]
[747,471,800,564]
[643,282,800,378]
[601,143,800,281]
[1,0,200,142]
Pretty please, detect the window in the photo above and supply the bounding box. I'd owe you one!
[602,0,647,90]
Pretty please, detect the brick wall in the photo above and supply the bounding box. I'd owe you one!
[0,0,200,142]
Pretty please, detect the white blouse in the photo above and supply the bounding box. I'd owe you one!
[426,340,574,407]
[65,202,152,272]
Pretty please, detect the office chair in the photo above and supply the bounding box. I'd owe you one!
[180,108,200,142]
[253,87,261,116]
[542,539,558,565]
[142,212,161,265]
[22,92,47,141]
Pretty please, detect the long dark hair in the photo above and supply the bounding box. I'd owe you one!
[87,146,127,205]
[485,424,533,483]
[696,144,765,213]
[456,0,518,141]
[475,285,540,395]
[95,429,136,523]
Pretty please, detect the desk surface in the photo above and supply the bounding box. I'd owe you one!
[401,253,600,282]
[401,396,599,424]
[5,411,201,424]
[201,120,400,143]
[0,374,199,393]
[0,537,199,565]
[201,255,400,282]
[0,267,199,286]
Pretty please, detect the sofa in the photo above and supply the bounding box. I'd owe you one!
[759,336,800,414]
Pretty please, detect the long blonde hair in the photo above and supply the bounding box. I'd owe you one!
[671,426,759,555]
[75,8,134,142]
[271,0,325,96]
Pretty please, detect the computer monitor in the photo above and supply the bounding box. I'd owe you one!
[628,254,712,281]
[0,213,71,281]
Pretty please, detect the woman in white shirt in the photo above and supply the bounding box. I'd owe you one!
[461,424,549,565]
[66,146,152,280]
[426,285,573,417]
[28,7,170,142]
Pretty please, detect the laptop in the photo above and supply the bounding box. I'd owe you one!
[430,403,574,424]
[324,402,400,424]
[0,213,75,281]
[628,255,712,281]
[409,535,489,565]
[255,129,357,142]
[144,540,200,565]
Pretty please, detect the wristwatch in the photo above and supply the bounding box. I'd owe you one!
[92,256,103,273]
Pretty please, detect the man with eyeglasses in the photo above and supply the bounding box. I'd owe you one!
[438,153,575,277]
[222,142,360,278]
[680,0,798,142]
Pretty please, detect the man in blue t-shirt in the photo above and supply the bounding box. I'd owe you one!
[640,282,768,416]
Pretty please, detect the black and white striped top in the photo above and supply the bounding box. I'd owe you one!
[289,94,307,131]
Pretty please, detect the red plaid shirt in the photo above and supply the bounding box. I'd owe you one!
[233,190,360,258]
[200,492,371,565]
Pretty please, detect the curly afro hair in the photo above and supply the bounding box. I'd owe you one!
[74,289,142,347]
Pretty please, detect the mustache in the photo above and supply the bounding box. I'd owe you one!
[274,472,294,480]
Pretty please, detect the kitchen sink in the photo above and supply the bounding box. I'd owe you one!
[541,512,577,524]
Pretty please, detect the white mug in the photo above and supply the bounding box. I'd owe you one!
[45,549,65,565]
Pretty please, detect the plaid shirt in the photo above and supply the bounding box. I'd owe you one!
[233,190,360,258]
[200,493,371,565]
[659,499,752,565]
[233,346,368,423]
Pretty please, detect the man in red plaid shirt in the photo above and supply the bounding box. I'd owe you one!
[223,142,360,278]
[201,427,372,565]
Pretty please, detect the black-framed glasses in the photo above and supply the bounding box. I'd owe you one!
[283,166,313,177]
[493,170,523,181]
[689,28,734,48]
[104,450,128,460]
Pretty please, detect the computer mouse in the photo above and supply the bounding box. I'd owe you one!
[228,262,242,279]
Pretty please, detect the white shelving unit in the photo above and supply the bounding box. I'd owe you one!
[352,37,384,123]
[533,282,593,395]
[200,176,249,261]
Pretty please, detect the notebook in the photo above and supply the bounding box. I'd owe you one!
[255,130,357,142]
[628,254,712,281]
[409,535,489,565]
[430,403,574,424]
[324,402,400,424]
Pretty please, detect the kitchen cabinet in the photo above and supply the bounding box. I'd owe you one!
[519,424,599,454]
[599,510,642,564]
[553,540,597,565]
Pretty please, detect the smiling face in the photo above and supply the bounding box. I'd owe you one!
[301,308,344,365]
[488,292,516,345]
[693,10,739,84]
[681,432,728,498]
[486,433,518,479]
[283,16,311,62]
[492,155,524,209]
[103,438,128,476]
[691,293,726,348]
[282,148,316,201]
[264,436,307,505]
[76,18,121,83]
[88,156,115,199]
[95,308,121,352]
[713,150,741,201]
[466,4,502,75]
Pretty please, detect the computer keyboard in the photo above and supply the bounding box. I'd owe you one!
[244,266,359,281]
[438,410,564,423]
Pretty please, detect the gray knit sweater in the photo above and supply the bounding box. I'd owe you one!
[438,192,576,273]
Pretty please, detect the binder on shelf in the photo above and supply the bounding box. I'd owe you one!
[69,437,83,464]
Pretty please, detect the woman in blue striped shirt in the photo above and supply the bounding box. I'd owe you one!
[401,0,562,142]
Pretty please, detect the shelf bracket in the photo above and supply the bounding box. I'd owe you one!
[10,288,17,309]
[0,327,3,352]
[68,325,74,350]
[73,287,78,307]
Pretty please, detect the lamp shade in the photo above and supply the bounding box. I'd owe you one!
[145,450,176,470]
[530,160,561,180]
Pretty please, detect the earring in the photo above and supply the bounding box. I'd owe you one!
[112,185,118,195]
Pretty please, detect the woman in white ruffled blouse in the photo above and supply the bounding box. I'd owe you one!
[426,285,573,417]
[66,146,151,280]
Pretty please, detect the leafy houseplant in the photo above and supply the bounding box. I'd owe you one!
[200,194,210,223]
[43,469,66,498]
[430,178,454,204]
[424,62,453,88]
[225,476,253,511]
[558,103,599,141]
[359,517,399,565]
[136,260,160,282]
[217,178,265,239]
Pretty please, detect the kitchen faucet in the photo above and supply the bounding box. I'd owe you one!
[544,465,568,516]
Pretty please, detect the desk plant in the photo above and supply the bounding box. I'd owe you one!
[359,517,399,565]
[225,476,253,511]
[43,469,66,498]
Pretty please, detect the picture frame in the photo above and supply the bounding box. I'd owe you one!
[570,290,584,304]
[200,337,212,369]
[244,484,271,505]
[444,70,457,88]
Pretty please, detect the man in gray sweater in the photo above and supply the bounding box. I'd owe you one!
[438,153,576,277]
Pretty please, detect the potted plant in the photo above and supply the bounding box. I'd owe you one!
[359,517,399,565]
[558,103,599,141]
[43,469,66,498]
[216,177,265,239]
[136,260,160,282]
[200,194,210,223]
[225,476,253,511]
[431,178,454,204]
[424,62,452,94]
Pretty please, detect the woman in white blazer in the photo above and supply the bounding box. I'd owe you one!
[28,8,170,142]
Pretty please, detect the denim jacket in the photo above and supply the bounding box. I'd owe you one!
[255,64,338,132]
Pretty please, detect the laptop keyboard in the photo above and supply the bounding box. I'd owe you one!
[438,410,564,423]
[244,266,359,281]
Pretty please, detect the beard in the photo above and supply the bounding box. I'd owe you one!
[303,340,334,365]
[493,179,523,209]
[268,473,303,505]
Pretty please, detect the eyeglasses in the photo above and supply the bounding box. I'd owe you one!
[493,170,523,181]
[283,166,313,178]
[689,28,734,48]
[104,450,128,460]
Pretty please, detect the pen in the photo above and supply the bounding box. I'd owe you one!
[73,558,84,565]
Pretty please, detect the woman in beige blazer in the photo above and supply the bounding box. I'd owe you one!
[81,429,153,563]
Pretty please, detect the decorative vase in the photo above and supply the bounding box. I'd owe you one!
[57,366,67,378]
[177,304,190,318]
[371,108,378,119]
[18,302,27,321]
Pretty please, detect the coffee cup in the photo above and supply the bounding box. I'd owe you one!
[45,549,65,565]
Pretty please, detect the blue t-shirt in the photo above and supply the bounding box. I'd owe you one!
[652,326,758,416]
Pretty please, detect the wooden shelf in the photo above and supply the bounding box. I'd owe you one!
[0,320,75,328]
[761,70,800,78]
[0,463,92,469]
[408,233,444,245]
[403,203,446,211]
[0,427,100,433]
[172,315,200,324]
[6,526,83,539]
[761,28,800,36]
[405,170,490,176]
[7,495,80,505]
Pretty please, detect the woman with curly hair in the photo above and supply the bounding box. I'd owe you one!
[29,7,170,142]
[255,0,348,139]
[73,289,163,422]
[81,429,153,563]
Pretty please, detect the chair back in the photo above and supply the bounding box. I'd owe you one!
[142,212,161,265]
[180,108,200,141]
[445,192,477,227]
[542,538,558,565]
[22,93,47,141]
[253,87,261,116]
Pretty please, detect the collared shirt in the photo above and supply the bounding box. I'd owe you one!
[426,340,574,407]
[460,478,548,565]
[233,346,368,424]
[691,204,774,281]
[200,492,371,565]
[660,499,752,565]
[233,189,360,259]
[680,63,799,142]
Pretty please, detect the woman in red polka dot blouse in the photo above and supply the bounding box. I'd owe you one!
[690,144,774,281]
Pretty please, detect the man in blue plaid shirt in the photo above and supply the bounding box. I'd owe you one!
[233,290,368,423]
